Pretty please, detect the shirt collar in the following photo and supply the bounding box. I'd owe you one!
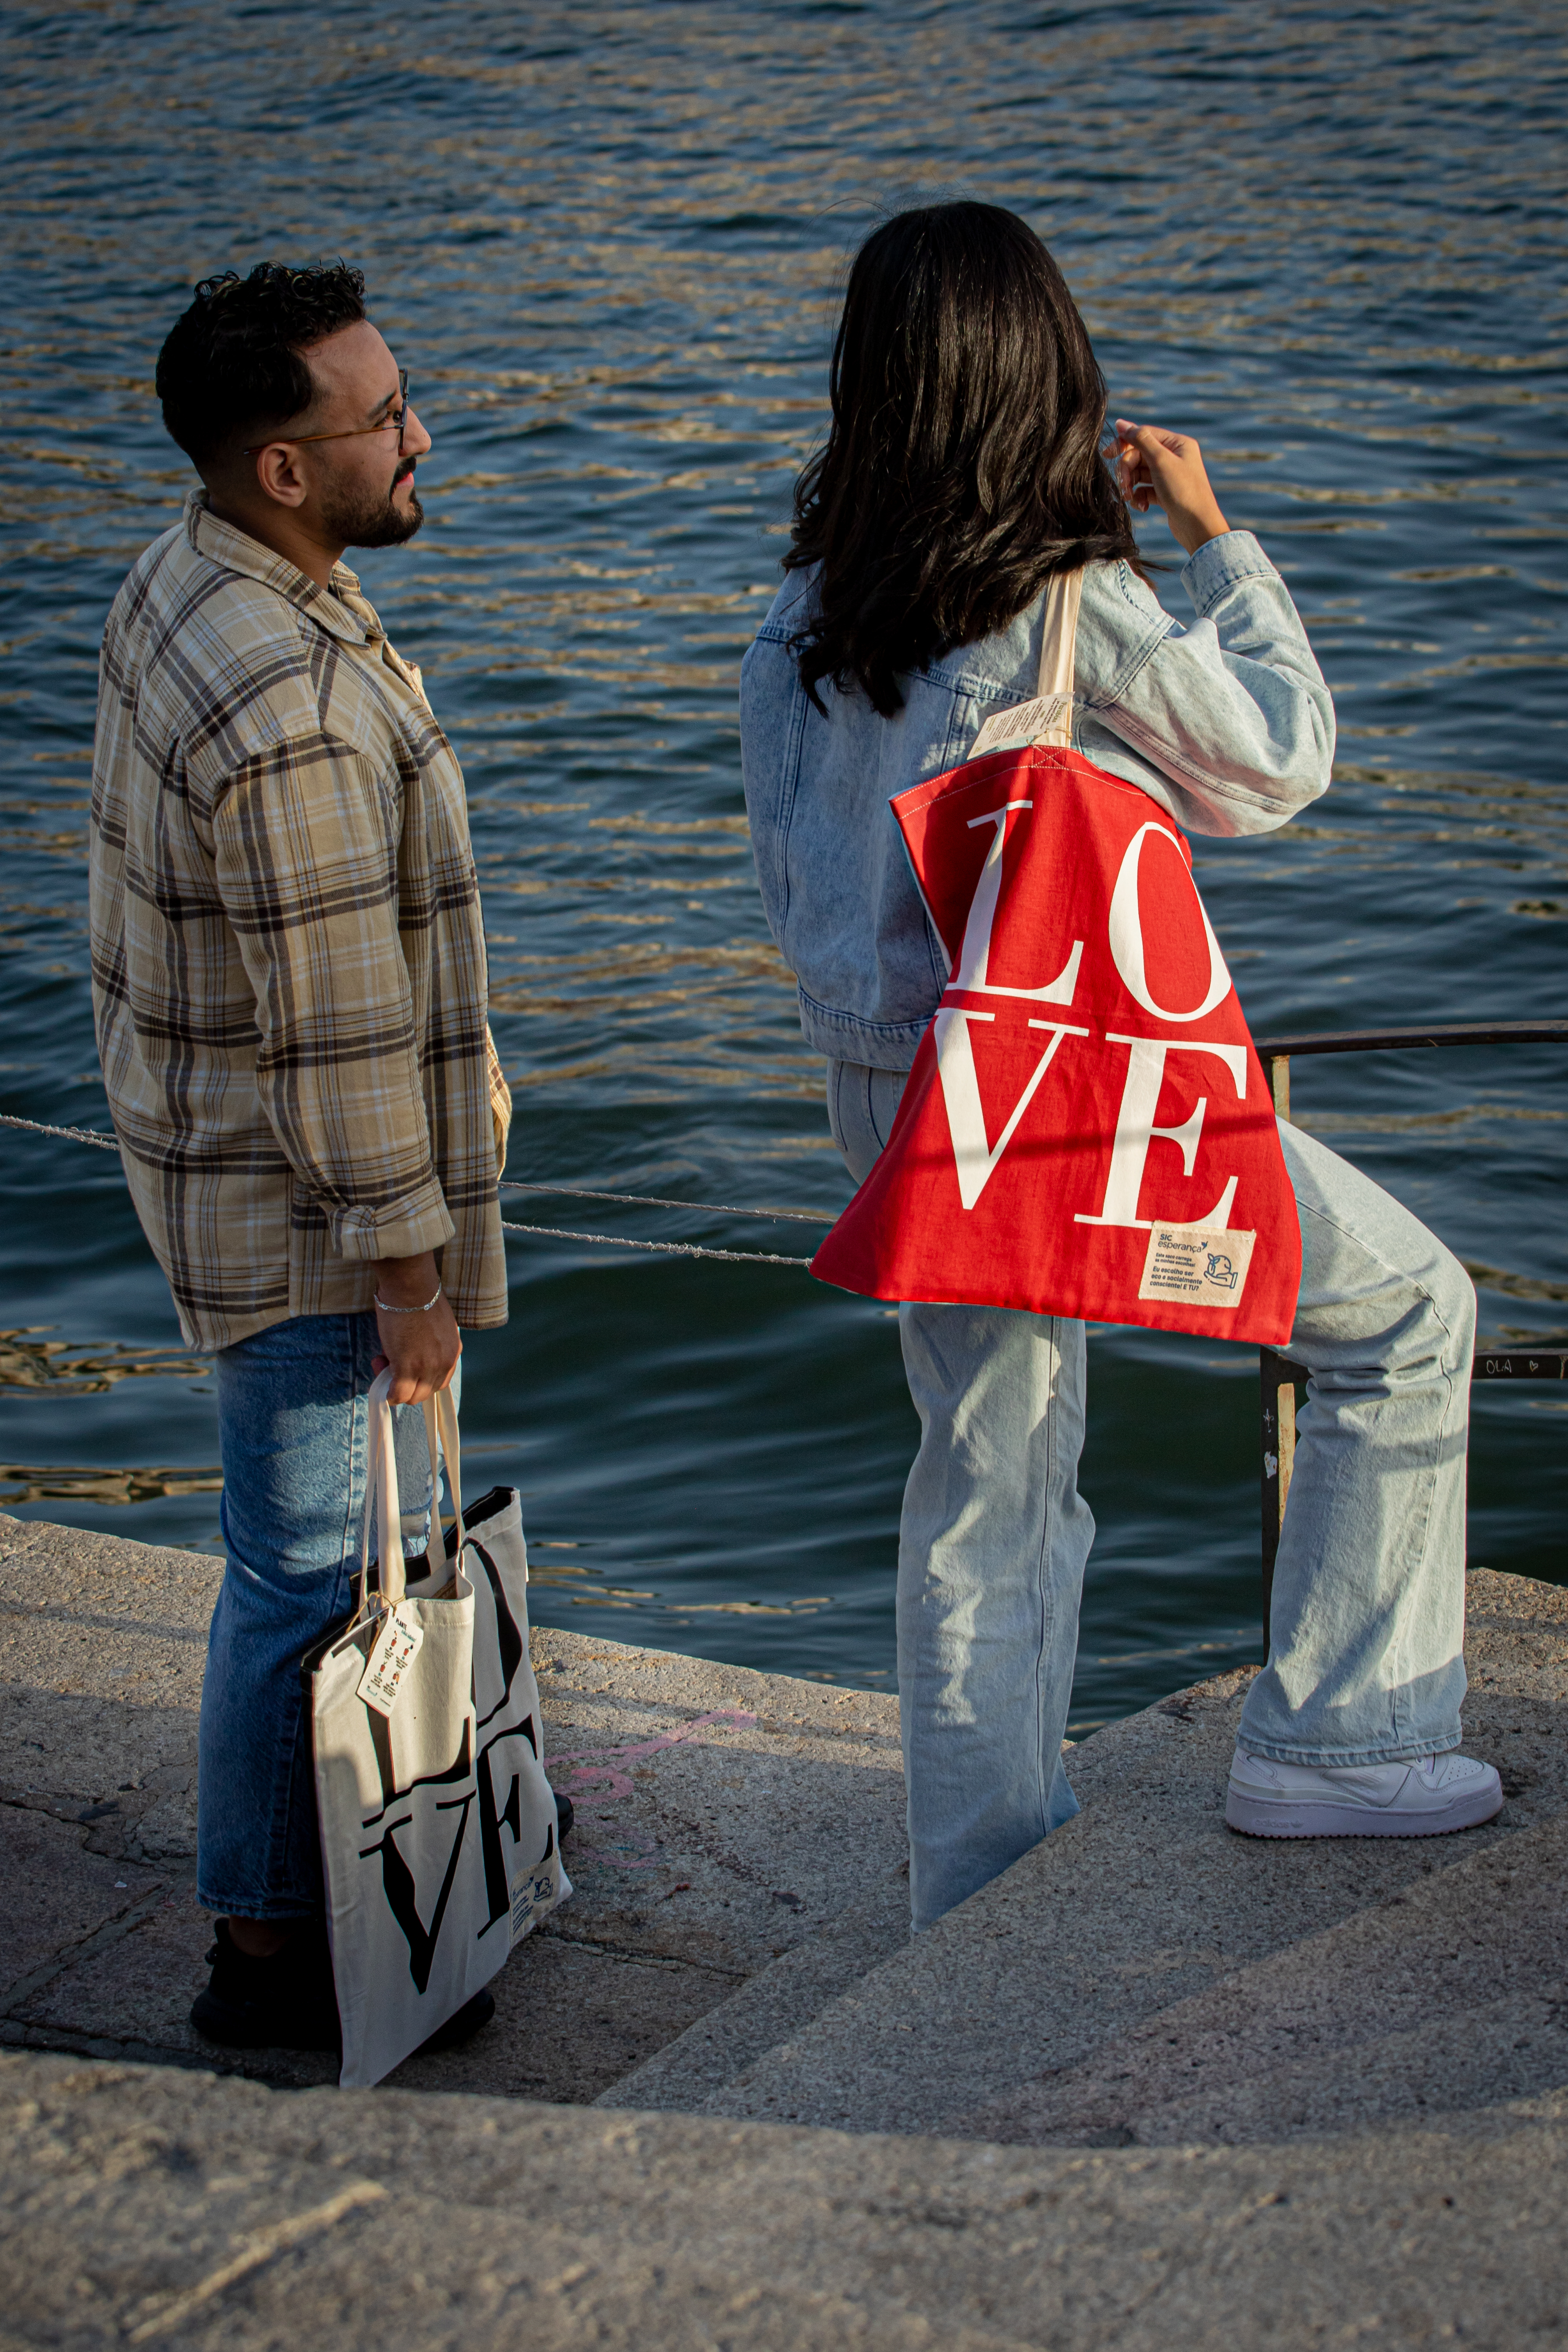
[184,489,384,647]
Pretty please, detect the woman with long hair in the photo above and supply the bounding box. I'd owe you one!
[741,202,1499,1934]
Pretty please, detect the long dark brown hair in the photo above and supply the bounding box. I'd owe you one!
[786,203,1140,716]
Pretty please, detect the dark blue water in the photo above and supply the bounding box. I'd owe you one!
[2,0,1563,1725]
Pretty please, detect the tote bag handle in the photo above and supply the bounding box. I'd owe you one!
[421,1384,464,1557]
[969,569,1083,759]
[1032,569,1081,742]
[360,1366,408,1610]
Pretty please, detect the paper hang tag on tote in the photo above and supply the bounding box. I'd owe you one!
[357,1603,424,1718]
[970,690,1070,758]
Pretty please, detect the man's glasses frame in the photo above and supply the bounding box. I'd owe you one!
[241,370,410,458]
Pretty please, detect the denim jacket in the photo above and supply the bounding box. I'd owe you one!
[740,531,1333,1070]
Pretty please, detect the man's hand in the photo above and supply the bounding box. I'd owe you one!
[1106,420,1230,557]
[372,1249,461,1404]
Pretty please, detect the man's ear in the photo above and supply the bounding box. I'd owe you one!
[250,440,309,511]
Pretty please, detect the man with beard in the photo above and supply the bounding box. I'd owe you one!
[89,263,517,2054]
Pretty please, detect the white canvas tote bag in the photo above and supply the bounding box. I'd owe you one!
[307,1372,570,2088]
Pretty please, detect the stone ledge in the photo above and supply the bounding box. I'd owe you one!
[2,2048,1565,2350]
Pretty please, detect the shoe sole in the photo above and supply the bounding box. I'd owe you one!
[190,1991,340,2053]
[1225,1782,1504,1839]
[192,1986,495,2058]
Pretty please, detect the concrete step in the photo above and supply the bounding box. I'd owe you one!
[963,1805,1568,2147]
[594,1859,913,2111]
[6,1525,1567,2336]
[596,1667,1220,2115]
[702,1571,1568,2140]
[7,1508,1565,2164]
[0,1514,909,2103]
[5,2044,1567,2349]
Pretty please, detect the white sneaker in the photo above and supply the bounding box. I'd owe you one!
[1225,1748,1504,1839]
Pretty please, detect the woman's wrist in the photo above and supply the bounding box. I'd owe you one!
[1172,505,1231,558]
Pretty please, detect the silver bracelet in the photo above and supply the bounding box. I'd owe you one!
[374,1283,443,1315]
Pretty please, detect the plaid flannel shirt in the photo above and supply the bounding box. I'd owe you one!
[89,490,511,1351]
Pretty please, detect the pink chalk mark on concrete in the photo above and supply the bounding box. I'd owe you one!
[547,1707,757,1870]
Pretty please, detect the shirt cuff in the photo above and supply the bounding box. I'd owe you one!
[331,1179,456,1263]
[1181,529,1279,616]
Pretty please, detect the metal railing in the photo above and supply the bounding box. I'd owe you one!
[1254,1019,1568,1636]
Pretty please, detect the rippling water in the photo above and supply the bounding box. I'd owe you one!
[2,0,1564,1724]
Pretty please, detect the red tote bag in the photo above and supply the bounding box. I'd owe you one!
[812,572,1302,1343]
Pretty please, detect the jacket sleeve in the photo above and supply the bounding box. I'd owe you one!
[210,732,456,1263]
[1079,532,1334,839]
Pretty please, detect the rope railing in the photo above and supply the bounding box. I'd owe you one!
[0,1111,121,1152]
[499,1179,831,1226]
[498,1219,813,1266]
[0,1110,827,1267]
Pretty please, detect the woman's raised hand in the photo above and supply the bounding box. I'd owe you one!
[1108,421,1230,557]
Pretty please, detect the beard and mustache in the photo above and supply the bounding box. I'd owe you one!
[320,456,424,549]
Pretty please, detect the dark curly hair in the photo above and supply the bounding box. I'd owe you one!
[155,261,368,466]
[786,204,1142,717]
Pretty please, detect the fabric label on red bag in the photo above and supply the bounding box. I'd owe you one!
[811,743,1302,1343]
[1139,1223,1257,1307]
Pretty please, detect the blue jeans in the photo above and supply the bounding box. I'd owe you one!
[826,1060,1475,1934]
[197,1312,456,1920]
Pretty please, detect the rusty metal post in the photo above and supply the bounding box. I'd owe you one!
[1259,1350,1302,1650]
[1259,1050,1296,1655]
[1266,1048,1290,1124]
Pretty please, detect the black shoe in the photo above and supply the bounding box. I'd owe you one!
[555,1790,574,1845]
[191,1917,341,2053]
[414,1986,495,2055]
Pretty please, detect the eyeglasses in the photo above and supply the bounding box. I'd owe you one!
[241,370,410,457]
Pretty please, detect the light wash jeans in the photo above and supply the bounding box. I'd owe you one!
[197,1311,455,1920]
[826,1059,1475,1934]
